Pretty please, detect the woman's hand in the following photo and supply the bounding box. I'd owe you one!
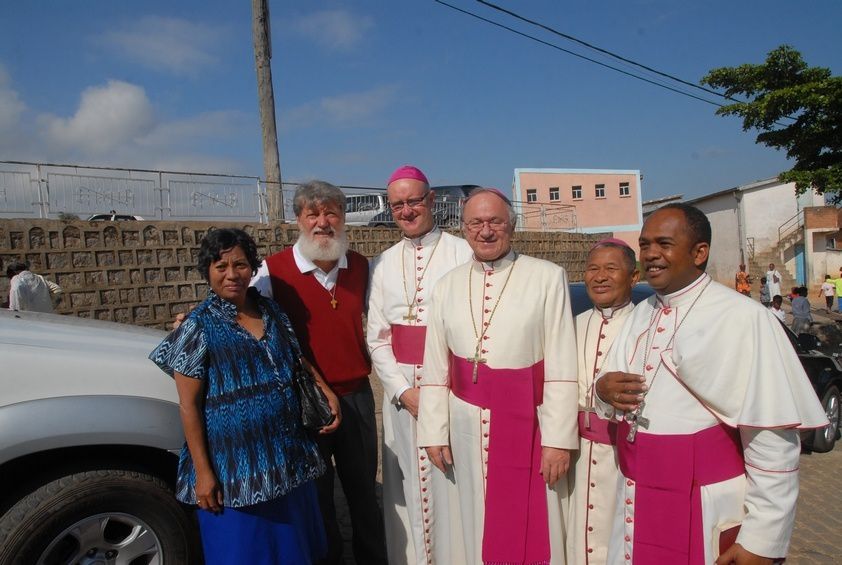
[301,358,342,434]
[194,469,224,514]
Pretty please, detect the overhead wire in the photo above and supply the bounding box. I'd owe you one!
[432,0,796,126]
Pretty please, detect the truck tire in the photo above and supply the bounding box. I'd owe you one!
[0,469,202,565]
[811,386,840,453]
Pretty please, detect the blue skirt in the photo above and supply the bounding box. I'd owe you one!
[196,481,326,565]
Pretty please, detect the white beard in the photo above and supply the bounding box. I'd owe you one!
[296,228,349,263]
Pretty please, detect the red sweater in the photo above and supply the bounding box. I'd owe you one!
[266,247,371,396]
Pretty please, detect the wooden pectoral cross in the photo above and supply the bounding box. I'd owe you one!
[467,348,487,383]
[625,401,650,442]
[330,298,338,310]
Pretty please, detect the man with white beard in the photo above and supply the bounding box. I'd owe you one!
[252,180,387,565]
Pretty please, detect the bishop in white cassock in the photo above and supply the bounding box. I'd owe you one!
[595,205,827,565]
[367,165,472,564]
[418,189,578,565]
[568,239,639,565]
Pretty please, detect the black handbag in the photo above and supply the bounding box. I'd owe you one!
[291,356,335,430]
[281,320,335,430]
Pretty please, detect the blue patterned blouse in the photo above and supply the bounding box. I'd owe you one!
[149,288,325,508]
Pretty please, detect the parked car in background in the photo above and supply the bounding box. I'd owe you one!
[345,193,388,226]
[0,309,200,564]
[366,184,481,228]
[568,281,841,452]
[87,212,144,221]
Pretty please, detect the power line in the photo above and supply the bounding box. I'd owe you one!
[431,0,724,108]
[474,0,733,103]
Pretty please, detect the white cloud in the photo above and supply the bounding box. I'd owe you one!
[287,9,374,50]
[0,64,26,138]
[282,85,397,130]
[138,110,252,148]
[39,80,155,156]
[98,16,221,75]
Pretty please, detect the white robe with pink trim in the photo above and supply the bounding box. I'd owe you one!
[596,274,827,564]
[367,229,472,565]
[567,303,634,565]
[417,251,579,565]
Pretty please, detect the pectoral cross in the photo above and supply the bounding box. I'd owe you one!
[625,401,650,442]
[403,305,416,321]
[467,347,486,383]
[330,298,338,310]
[582,406,597,429]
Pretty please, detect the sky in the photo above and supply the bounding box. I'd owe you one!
[1,0,840,202]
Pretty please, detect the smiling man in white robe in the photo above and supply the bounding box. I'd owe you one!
[595,204,827,565]
[567,238,639,565]
[418,188,578,565]
[367,165,471,564]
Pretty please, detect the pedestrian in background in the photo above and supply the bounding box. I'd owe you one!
[6,260,62,313]
[759,276,771,308]
[791,286,813,334]
[735,263,752,296]
[819,275,835,312]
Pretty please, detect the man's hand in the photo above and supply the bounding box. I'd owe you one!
[595,371,647,412]
[318,385,342,435]
[425,445,453,473]
[715,543,774,565]
[540,447,570,487]
[399,388,420,418]
[173,312,187,330]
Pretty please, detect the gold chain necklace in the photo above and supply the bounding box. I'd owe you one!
[467,254,517,383]
[400,234,441,321]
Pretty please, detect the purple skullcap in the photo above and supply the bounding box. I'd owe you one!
[468,187,512,206]
[591,237,633,251]
[387,165,429,187]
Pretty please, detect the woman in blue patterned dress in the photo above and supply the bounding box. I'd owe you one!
[150,228,341,564]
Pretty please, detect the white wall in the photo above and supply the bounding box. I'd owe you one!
[693,194,741,285]
[740,181,801,252]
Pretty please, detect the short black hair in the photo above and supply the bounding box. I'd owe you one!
[197,228,261,281]
[589,241,637,273]
[5,260,29,278]
[658,203,711,246]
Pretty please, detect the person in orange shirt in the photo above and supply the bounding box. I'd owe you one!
[735,263,752,296]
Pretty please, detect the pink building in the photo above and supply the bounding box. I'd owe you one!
[512,168,643,252]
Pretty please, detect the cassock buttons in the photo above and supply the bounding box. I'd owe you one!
[588,504,594,509]
[625,498,633,505]
[587,548,593,554]
[597,351,603,356]
[417,266,423,271]
[588,526,593,532]
[625,535,631,542]
[600,334,606,339]
[590,482,596,487]
[645,365,653,371]
[626,479,634,486]
[656,327,665,333]
[625,517,633,524]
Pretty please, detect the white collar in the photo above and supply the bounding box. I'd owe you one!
[594,300,634,320]
[656,273,710,308]
[473,249,517,273]
[403,227,442,248]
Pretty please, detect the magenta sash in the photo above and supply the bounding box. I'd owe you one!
[616,421,745,564]
[390,324,426,365]
[578,411,617,445]
[450,355,550,565]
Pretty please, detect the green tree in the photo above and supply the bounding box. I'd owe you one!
[701,45,842,196]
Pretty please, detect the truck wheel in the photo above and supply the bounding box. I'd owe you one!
[0,469,202,565]
[811,386,840,453]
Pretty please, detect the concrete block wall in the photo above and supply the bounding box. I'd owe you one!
[0,219,600,329]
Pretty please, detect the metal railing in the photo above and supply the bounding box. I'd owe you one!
[746,237,755,262]
[778,209,805,243]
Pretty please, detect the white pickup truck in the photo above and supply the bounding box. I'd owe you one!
[0,309,200,563]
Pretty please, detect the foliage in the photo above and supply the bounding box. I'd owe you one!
[702,45,842,196]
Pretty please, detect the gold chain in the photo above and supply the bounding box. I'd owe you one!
[400,234,442,318]
[468,254,517,350]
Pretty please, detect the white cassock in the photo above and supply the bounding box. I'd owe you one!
[567,303,634,565]
[367,228,472,565]
[418,251,578,565]
[596,274,827,564]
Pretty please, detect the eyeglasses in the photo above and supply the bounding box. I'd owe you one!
[463,218,509,233]
[388,194,430,213]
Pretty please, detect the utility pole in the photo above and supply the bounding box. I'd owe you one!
[252,0,284,221]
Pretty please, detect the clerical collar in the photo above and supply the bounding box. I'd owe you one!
[595,300,633,320]
[473,250,516,273]
[656,273,710,309]
[403,227,441,248]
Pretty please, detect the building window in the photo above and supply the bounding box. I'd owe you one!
[549,187,560,201]
[595,184,605,198]
[619,182,630,197]
[526,189,537,203]
[572,185,582,200]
